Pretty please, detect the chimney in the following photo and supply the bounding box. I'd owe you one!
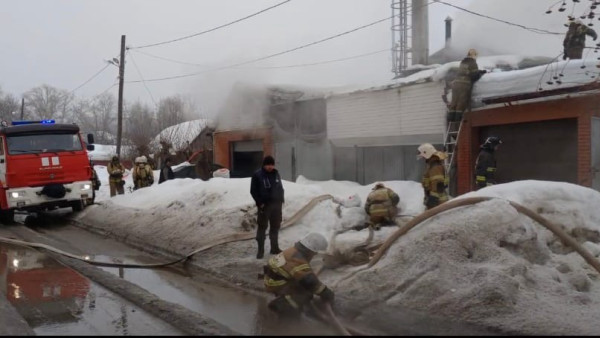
[445,16,453,47]
[411,0,429,65]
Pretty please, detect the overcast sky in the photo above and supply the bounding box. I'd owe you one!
[0,0,581,118]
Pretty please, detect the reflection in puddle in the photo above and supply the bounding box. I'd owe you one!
[0,244,183,335]
[96,255,336,335]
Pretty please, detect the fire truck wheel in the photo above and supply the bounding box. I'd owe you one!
[0,209,14,225]
[71,200,85,212]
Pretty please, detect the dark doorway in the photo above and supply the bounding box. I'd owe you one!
[231,140,264,178]
[480,118,577,184]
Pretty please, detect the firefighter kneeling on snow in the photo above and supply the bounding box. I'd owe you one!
[263,232,335,318]
[355,183,399,231]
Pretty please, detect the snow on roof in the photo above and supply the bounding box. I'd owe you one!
[151,119,211,151]
[87,144,135,161]
[472,59,598,105]
[326,55,551,98]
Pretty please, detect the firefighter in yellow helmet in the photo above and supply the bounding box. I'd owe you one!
[417,143,449,210]
[263,232,335,318]
[364,182,400,230]
[107,155,125,197]
[447,48,486,124]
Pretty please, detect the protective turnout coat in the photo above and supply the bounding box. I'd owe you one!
[422,155,449,209]
[365,187,400,225]
[263,243,328,311]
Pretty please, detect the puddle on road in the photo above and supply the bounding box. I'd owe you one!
[0,244,184,335]
[96,254,337,335]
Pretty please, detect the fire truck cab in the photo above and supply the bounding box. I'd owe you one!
[0,120,95,224]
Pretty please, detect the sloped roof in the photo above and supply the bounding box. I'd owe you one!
[151,119,211,151]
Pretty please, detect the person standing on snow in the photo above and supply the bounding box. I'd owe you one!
[447,48,487,124]
[417,143,449,210]
[363,182,400,230]
[475,136,502,190]
[132,156,154,190]
[107,155,125,197]
[158,157,175,184]
[563,19,597,60]
[250,155,284,259]
[262,232,335,318]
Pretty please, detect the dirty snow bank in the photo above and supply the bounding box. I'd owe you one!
[331,181,600,335]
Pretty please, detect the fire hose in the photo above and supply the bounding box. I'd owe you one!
[0,193,357,335]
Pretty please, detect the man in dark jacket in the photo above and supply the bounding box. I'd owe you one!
[447,48,487,124]
[475,136,502,190]
[251,155,285,259]
[563,19,598,60]
[158,157,175,184]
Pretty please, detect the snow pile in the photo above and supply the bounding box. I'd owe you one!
[333,181,600,335]
[79,166,600,334]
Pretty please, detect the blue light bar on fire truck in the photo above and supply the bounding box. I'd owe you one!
[11,119,55,126]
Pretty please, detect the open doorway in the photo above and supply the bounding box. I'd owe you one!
[231,140,263,178]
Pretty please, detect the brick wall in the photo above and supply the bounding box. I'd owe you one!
[212,128,273,169]
[458,94,600,195]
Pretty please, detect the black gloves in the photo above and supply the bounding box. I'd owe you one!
[425,195,439,209]
[320,287,335,303]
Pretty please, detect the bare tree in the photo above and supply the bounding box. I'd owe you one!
[0,90,21,123]
[125,101,157,156]
[24,84,74,121]
[92,93,117,143]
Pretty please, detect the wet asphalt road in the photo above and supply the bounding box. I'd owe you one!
[0,214,339,336]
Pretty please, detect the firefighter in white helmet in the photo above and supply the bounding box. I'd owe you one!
[417,143,449,210]
[133,155,154,190]
[262,232,335,318]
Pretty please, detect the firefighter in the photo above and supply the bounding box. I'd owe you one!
[447,48,487,124]
[90,160,100,203]
[475,136,502,190]
[363,183,400,230]
[563,19,597,60]
[263,232,335,318]
[133,156,154,190]
[417,143,449,210]
[107,155,125,197]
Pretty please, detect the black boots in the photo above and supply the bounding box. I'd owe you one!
[257,240,265,259]
[270,235,282,255]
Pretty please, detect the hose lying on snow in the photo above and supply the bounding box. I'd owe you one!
[0,194,335,268]
[369,196,600,276]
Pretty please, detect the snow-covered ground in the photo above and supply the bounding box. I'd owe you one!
[73,166,600,335]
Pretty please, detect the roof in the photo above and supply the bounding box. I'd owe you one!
[151,119,211,151]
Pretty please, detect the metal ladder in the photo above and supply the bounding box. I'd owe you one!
[443,120,463,195]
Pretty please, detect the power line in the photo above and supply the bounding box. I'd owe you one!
[131,0,293,49]
[132,47,388,69]
[433,0,562,35]
[69,63,111,94]
[127,50,158,107]
[236,48,389,69]
[127,16,392,83]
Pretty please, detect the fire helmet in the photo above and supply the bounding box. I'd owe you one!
[417,143,437,160]
[299,233,328,253]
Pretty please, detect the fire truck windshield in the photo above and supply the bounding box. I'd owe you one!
[6,133,83,155]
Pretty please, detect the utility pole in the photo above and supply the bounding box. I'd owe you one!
[20,98,24,119]
[116,35,126,157]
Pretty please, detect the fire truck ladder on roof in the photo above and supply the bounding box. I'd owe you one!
[443,118,463,196]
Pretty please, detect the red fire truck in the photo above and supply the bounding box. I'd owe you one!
[0,120,95,224]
